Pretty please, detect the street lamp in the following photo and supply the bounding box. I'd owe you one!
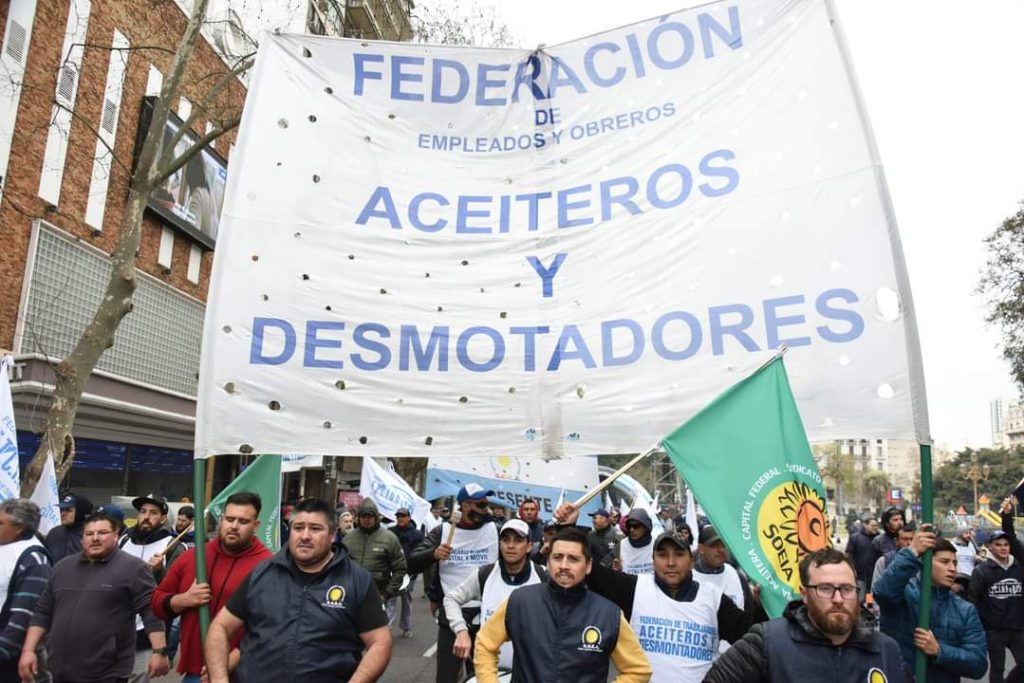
[960,457,991,515]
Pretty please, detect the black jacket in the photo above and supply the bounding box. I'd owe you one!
[703,600,907,683]
[586,525,619,569]
[844,529,878,584]
[43,495,93,563]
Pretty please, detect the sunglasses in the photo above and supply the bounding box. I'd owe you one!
[626,523,644,530]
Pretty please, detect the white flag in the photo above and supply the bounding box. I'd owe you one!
[685,487,699,552]
[0,356,19,501]
[619,498,631,518]
[30,455,60,534]
[359,458,434,531]
[554,486,566,515]
[604,491,613,513]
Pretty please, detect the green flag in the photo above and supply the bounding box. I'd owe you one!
[662,356,830,617]
[208,455,282,552]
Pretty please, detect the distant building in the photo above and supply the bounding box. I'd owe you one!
[307,0,415,40]
[991,398,1006,447]
[1003,402,1024,448]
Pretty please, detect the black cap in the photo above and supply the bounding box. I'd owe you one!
[655,531,693,553]
[131,493,169,515]
[988,530,1010,543]
[395,507,411,516]
[699,525,722,545]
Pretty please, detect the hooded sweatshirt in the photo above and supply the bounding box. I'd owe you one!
[342,498,407,600]
[152,536,271,675]
[43,495,93,563]
[619,509,656,575]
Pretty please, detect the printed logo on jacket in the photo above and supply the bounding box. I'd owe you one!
[324,585,347,608]
[579,626,603,652]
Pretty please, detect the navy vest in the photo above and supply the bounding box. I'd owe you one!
[235,548,375,682]
[505,581,622,683]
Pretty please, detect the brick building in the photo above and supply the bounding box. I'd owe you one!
[0,0,247,501]
[1,0,417,504]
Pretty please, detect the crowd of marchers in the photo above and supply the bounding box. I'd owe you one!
[1,483,1022,683]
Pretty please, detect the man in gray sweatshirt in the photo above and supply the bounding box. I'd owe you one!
[18,511,168,682]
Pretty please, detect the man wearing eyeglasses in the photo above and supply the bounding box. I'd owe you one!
[19,511,169,682]
[703,548,907,683]
[410,483,499,683]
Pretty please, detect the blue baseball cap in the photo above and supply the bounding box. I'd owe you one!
[59,494,77,509]
[96,505,125,521]
[589,508,610,518]
[456,483,495,504]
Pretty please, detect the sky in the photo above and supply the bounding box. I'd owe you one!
[489,0,1024,449]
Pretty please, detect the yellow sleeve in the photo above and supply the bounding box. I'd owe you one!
[472,598,510,683]
[611,612,652,683]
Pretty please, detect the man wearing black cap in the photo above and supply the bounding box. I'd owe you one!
[119,493,184,675]
[557,503,762,682]
[389,507,424,638]
[410,482,499,683]
[43,492,92,562]
[694,525,747,616]
[587,508,619,569]
[974,497,1024,683]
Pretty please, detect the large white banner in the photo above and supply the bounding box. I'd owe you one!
[0,356,19,499]
[195,0,929,458]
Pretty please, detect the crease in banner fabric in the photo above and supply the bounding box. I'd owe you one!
[208,455,282,552]
[359,457,436,531]
[194,0,929,459]
[662,355,828,617]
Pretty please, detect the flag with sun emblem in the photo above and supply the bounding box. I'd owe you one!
[662,354,830,617]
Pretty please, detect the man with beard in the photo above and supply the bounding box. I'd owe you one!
[19,512,168,682]
[153,492,272,682]
[409,483,499,683]
[474,528,651,683]
[703,548,906,683]
[844,516,879,601]
[871,507,905,564]
[555,503,763,681]
[872,526,987,683]
[442,519,546,671]
[616,509,659,575]
[43,492,92,562]
[586,508,619,569]
[175,505,195,548]
[205,498,391,683]
[119,493,185,674]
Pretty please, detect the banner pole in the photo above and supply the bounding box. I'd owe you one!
[565,443,660,513]
[194,456,211,644]
[914,443,934,683]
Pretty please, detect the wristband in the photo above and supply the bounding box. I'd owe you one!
[152,647,168,656]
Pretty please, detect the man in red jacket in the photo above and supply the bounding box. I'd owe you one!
[153,491,272,681]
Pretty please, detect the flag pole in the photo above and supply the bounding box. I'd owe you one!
[567,443,660,511]
[914,443,934,682]
[193,456,211,643]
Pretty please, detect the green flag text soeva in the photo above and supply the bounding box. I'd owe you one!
[662,356,830,617]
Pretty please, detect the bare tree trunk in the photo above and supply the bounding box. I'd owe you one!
[392,458,428,494]
[20,0,213,496]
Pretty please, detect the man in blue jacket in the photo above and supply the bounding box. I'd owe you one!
[872,524,987,683]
